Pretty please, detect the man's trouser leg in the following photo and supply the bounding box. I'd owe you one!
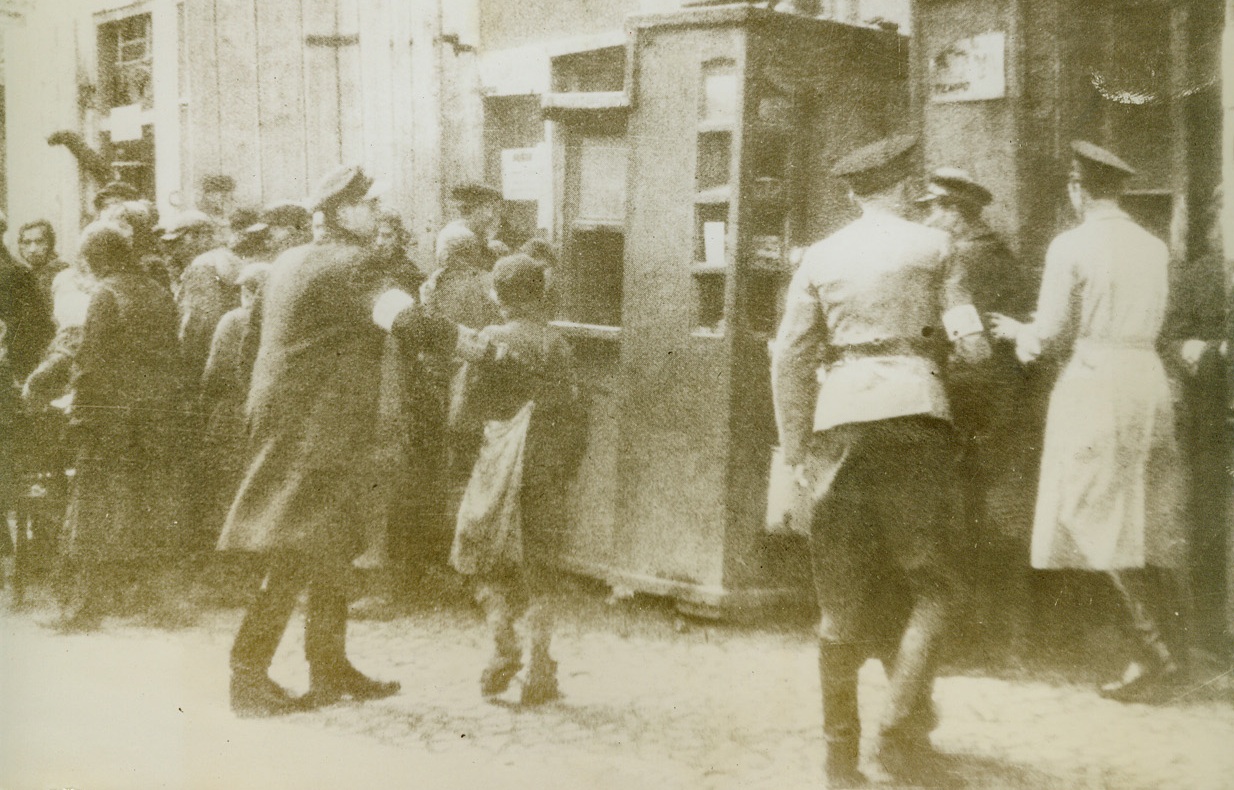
[1107,567,1177,671]
[230,555,307,674]
[807,429,871,782]
[871,418,959,754]
[305,565,350,674]
[879,585,949,743]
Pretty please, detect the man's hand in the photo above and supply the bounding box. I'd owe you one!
[986,312,1022,342]
[791,463,810,490]
[372,289,415,332]
[1179,339,1207,376]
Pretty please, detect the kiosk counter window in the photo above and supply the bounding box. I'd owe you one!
[560,132,629,329]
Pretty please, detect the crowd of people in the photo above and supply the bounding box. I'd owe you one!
[0,166,578,708]
[0,132,1230,788]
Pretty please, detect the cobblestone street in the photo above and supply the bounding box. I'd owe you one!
[2,570,1233,790]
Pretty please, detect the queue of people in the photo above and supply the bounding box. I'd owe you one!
[0,163,582,715]
[0,131,1229,790]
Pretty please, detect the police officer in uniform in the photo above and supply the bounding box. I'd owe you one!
[919,167,1037,657]
[772,134,989,787]
[990,141,1186,702]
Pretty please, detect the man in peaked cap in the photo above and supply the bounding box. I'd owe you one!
[990,140,1187,704]
[918,167,1037,659]
[772,133,990,787]
[434,181,504,271]
[218,163,399,716]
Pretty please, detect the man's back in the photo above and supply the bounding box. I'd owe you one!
[779,212,958,437]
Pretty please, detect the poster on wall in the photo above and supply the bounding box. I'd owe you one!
[930,31,1006,102]
[501,145,548,202]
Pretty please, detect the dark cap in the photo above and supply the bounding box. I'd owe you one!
[93,180,140,210]
[312,165,375,214]
[917,166,993,208]
[1070,140,1136,178]
[492,253,546,307]
[261,200,312,229]
[449,182,502,206]
[832,134,918,194]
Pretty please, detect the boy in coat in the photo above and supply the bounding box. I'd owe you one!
[449,254,581,706]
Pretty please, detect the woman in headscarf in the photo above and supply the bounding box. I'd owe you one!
[57,220,186,629]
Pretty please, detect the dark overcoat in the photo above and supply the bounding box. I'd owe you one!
[451,317,581,565]
[217,240,389,559]
[197,305,255,535]
[64,271,185,562]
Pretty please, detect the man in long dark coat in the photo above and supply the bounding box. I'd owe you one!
[218,165,399,716]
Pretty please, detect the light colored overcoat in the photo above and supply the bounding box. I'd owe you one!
[1019,203,1184,571]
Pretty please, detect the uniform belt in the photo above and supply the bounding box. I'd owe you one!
[822,337,945,367]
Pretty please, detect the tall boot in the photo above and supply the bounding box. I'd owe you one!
[478,585,523,697]
[876,593,952,786]
[305,576,399,705]
[229,566,307,717]
[520,598,560,706]
[1100,570,1181,702]
[818,641,866,788]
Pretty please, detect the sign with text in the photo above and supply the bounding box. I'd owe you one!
[501,146,548,202]
[930,32,1006,103]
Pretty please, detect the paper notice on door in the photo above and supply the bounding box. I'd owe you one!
[109,104,145,142]
[703,221,726,268]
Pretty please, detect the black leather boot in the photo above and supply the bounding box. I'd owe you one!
[230,668,308,717]
[819,642,867,788]
[305,662,401,706]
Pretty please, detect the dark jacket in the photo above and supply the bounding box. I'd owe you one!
[454,317,582,489]
[944,223,1033,440]
[0,248,54,381]
[217,240,389,558]
[64,270,185,562]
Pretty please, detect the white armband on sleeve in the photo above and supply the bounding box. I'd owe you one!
[1015,330,1042,364]
[943,304,984,341]
[372,289,415,332]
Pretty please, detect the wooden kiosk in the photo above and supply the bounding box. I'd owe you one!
[542,4,909,617]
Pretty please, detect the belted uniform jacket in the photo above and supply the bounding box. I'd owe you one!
[772,210,980,467]
[1016,204,1183,571]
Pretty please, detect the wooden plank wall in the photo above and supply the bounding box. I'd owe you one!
[185,0,482,235]
[3,1,88,254]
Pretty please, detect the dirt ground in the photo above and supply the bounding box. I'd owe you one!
[2,562,1233,790]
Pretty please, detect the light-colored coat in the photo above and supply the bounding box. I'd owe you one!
[1018,203,1184,571]
[772,210,973,466]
